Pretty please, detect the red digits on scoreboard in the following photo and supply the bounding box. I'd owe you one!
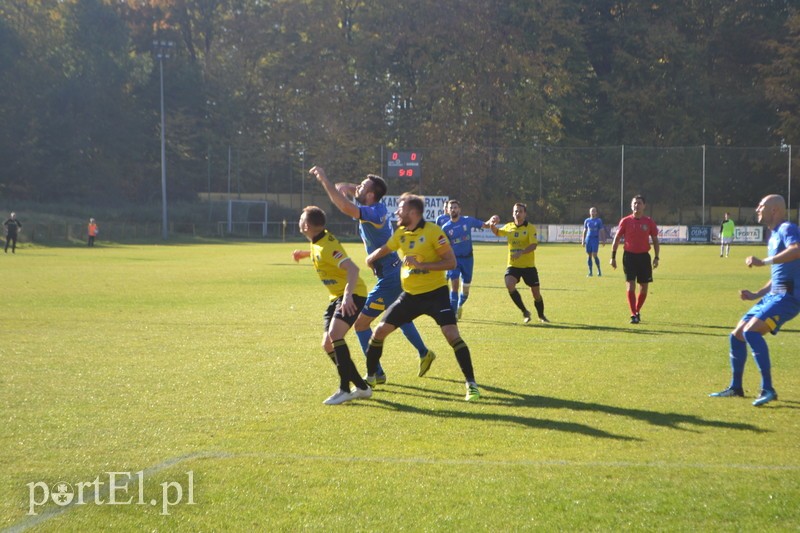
[410,152,417,161]
[392,152,399,160]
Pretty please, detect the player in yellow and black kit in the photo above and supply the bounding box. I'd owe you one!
[489,202,549,324]
[364,193,480,401]
[292,206,373,405]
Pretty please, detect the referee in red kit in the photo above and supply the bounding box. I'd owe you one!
[609,195,660,324]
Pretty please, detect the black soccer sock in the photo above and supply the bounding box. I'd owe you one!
[331,340,351,390]
[326,351,337,365]
[365,337,384,376]
[534,298,545,319]
[509,290,527,312]
[450,337,475,383]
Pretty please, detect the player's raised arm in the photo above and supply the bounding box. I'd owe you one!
[309,165,360,219]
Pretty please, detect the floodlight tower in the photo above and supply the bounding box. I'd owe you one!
[153,39,175,240]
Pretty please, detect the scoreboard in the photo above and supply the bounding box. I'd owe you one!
[386,150,421,178]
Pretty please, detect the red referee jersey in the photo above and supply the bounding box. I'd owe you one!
[617,215,657,253]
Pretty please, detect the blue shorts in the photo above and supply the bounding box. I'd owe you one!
[447,256,475,283]
[361,274,403,318]
[742,292,800,335]
[585,237,600,254]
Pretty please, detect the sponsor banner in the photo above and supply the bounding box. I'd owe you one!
[471,227,506,243]
[381,195,448,222]
[687,225,711,243]
[548,224,583,243]
[735,225,763,243]
[658,225,686,243]
[711,225,763,243]
[473,224,550,243]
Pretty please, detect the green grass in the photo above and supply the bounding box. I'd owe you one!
[1,241,798,531]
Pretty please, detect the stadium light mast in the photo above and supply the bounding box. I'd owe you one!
[154,39,175,240]
[781,141,793,222]
[788,144,793,222]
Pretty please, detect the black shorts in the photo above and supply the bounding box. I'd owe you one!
[505,266,540,287]
[323,295,367,330]
[622,251,653,283]
[383,286,456,327]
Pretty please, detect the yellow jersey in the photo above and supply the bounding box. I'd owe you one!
[386,221,451,295]
[496,221,538,268]
[311,230,368,301]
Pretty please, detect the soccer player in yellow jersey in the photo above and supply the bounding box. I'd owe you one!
[364,193,480,401]
[292,206,373,405]
[489,202,549,324]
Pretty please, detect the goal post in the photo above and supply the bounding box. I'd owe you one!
[226,199,268,237]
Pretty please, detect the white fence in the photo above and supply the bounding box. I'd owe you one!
[470,225,765,244]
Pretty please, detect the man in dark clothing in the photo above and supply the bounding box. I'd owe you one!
[4,212,22,254]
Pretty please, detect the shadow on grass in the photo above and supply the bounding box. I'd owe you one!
[463,318,660,335]
[462,319,743,338]
[368,377,767,440]
[368,397,640,441]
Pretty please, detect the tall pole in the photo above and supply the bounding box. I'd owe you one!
[159,58,167,239]
[620,145,625,219]
[153,40,174,240]
[789,144,793,222]
[702,145,706,225]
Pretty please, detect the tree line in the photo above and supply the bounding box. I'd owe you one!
[1,0,797,219]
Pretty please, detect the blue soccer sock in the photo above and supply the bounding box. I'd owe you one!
[729,334,747,390]
[399,322,428,358]
[449,291,458,313]
[459,293,469,307]
[587,257,593,273]
[355,328,372,355]
[744,330,773,391]
[594,256,601,274]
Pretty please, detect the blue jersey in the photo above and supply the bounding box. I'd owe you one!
[584,217,604,239]
[358,202,402,279]
[441,216,485,257]
[436,213,450,227]
[767,221,800,298]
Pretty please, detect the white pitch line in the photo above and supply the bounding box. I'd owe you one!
[225,452,800,471]
[7,450,798,531]
[5,451,233,533]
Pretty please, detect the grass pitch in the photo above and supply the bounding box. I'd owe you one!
[1,240,798,531]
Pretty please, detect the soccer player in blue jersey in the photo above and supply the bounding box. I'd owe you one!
[309,166,436,382]
[435,202,450,226]
[441,199,499,318]
[582,207,605,276]
[709,194,800,407]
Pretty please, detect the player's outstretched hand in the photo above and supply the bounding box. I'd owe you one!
[740,289,758,301]
[609,257,617,270]
[745,255,763,268]
[291,249,308,262]
[308,165,326,182]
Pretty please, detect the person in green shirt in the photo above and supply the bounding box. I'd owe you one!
[720,212,735,258]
